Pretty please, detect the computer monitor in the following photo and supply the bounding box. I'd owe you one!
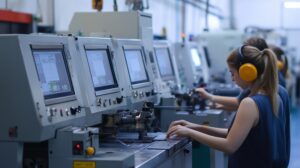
[154,47,175,79]
[190,48,202,67]
[85,49,118,91]
[32,49,74,99]
[124,49,149,84]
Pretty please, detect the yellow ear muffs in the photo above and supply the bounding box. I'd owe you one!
[239,63,258,82]
[277,61,284,70]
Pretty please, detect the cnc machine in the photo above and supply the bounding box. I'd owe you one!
[153,40,180,97]
[173,42,210,89]
[0,34,134,168]
[0,34,86,167]
[72,36,127,126]
[112,39,156,111]
[68,11,193,168]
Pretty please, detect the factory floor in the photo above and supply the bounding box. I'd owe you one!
[288,105,300,168]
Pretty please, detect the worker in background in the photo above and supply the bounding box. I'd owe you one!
[167,46,287,167]
[269,44,291,89]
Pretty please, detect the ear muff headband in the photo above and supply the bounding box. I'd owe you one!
[237,45,258,82]
[239,63,258,82]
[277,60,284,70]
[277,54,286,70]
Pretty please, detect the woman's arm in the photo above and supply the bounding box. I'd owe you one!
[167,98,259,154]
[195,88,240,110]
[210,95,239,109]
[196,125,228,138]
[168,120,228,137]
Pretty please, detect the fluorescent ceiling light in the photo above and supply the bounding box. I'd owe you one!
[284,1,300,8]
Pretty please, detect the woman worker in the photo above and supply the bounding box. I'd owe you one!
[167,46,287,167]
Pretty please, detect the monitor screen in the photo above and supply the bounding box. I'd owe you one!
[190,48,202,67]
[32,49,74,99]
[154,47,174,78]
[124,49,149,84]
[85,49,118,91]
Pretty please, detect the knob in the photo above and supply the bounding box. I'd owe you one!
[60,109,63,117]
[97,98,102,106]
[139,92,144,97]
[65,108,69,116]
[103,100,107,107]
[50,108,56,116]
[134,91,138,98]
[47,108,51,117]
[77,106,81,113]
[116,96,123,104]
[70,107,77,115]
[86,147,95,156]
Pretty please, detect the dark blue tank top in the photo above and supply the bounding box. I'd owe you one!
[278,72,286,88]
[278,85,290,167]
[228,94,286,168]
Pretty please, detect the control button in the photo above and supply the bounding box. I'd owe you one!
[65,108,69,116]
[73,141,83,155]
[51,108,56,116]
[145,92,151,97]
[60,109,63,117]
[70,107,76,115]
[97,98,102,106]
[116,96,123,104]
[86,147,95,156]
[103,100,107,107]
[77,106,81,113]
[109,99,111,106]
[133,91,138,98]
[47,108,51,117]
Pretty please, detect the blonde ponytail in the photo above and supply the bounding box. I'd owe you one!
[260,49,278,116]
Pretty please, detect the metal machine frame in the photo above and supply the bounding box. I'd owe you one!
[0,34,86,167]
[173,42,210,89]
[71,37,128,126]
[112,39,156,111]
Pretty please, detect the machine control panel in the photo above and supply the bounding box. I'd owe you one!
[0,35,86,141]
[73,37,128,126]
[173,42,210,89]
[112,39,156,111]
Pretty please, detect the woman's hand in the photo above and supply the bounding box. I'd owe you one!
[207,102,224,109]
[166,125,193,139]
[195,88,213,100]
[168,120,198,130]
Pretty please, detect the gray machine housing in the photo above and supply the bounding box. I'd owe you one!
[0,34,86,142]
[112,39,156,111]
[48,127,134,168]
[69,11,152,39]
[69,11,163,105]
[153,40,180,95]
[197,31,244,80]
[173,42,210,89]
[72,37,127,126]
